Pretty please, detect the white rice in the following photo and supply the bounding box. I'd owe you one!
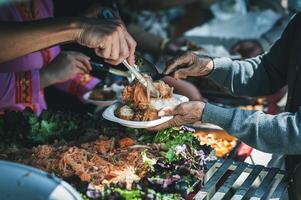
[150,95,186,110]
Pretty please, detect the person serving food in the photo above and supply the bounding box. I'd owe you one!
[150,2,301,198]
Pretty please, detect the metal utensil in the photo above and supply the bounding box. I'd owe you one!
[90,61,134,83]
[97,7,160,97]
[122,60,160,98]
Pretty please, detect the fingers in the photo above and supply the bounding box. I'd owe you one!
[158,106,175,117]
[124,31,137,66]
[105,27,130,65]
[110,31,120,61]
[74,52,92,71]
[98,25,134,66]
[164,52,192,75]
[158,104,184,117]
[148,115,185,132]
[74,60,90,74]
[101,35,112,59]
[66,51,91,73]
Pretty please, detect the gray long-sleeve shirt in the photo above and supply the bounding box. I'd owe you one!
[201,13,301,155]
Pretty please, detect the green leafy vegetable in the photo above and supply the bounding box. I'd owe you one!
[154,127,196,163]
[141,150,157,171]
[135,56,144,66]
[114,188,142,200]
[0,108,103,148]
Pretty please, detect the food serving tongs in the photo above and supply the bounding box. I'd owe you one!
[90,61,130,79]
[96,7,160,98]
[91,60,160,97]
[122,60,160,98]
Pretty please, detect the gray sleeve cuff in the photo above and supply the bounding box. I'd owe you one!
[201,102,235,129]
[207,57,233,84]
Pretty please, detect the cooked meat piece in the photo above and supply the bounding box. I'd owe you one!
[122,80,149,108]
[154,80,173,99]
[95,139,113,154]
[122,78,173,108]
[118,138,137,148]
[119,76,173,121]
[115,105,134,120]
[141,107,159,121]
[89,89,116,101]
[133,106,158,121]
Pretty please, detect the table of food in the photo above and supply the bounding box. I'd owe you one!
[0,70,290,200]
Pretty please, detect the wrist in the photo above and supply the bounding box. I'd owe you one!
[65,18,87,44]
[194,53,214,76]
[198,101,206,120]
[205,59,214,76]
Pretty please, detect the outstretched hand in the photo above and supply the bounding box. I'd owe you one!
[148,101,205,131]
[164,51,214,79]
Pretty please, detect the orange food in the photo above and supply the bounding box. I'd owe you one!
[95,139,113,154]
[118,138,137,148]
[118,77,173,121]
[11,138,150,191]
[121,78,173,109]
[193,130,237,157]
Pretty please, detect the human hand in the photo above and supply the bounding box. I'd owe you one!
[232,40,263,58]
[164,51,213,79]
[148,101,205,131]
[40,51,91,88]
[76,19,136,66]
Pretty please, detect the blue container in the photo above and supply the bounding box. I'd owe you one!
[0,160,82,200]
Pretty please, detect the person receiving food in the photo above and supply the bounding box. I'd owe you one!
[150,3,301,198]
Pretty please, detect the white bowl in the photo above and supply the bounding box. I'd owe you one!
[83,91,117,107]
[102,94,189,129]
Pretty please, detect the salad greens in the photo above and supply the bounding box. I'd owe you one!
[154,127,197,163]
[114,188,142,200]
[0,108,103,147]
[135,56,144,66]
[141,150,157,171]
[0,107,215,200]
[113,188,182,200]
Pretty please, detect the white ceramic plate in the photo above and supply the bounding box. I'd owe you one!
[83,91,117,107]
[102,103,173,128]
[102,94,189,128]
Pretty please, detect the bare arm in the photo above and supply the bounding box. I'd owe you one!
[0,17,136,65]
[0,18,80,63]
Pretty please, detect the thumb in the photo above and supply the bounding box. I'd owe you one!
[165,52,191,75]
[158,106,175,117]
[158,104,183,117]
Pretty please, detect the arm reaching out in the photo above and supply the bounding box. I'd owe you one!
[164,14,299,97]
[0,18,136,65]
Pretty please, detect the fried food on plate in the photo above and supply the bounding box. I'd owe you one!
[116,77,174,121]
